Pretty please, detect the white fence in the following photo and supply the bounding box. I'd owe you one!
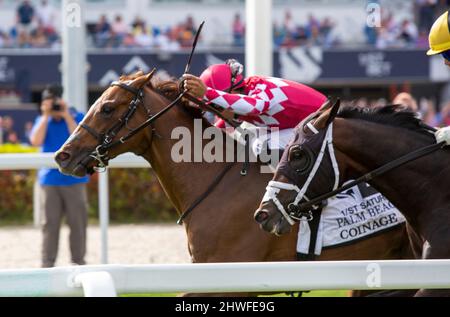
[0,153,149,264]
[2,260,450,297]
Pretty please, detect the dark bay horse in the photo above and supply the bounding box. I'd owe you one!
[55,72,413,296]
[255,100,449,297]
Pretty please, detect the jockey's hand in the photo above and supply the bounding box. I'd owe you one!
[182,74,207,99]
[435,126,450,146]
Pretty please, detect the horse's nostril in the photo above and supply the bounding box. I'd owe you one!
[255,210,270,223]
[56,151,71,162]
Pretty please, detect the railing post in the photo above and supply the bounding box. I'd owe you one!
[33,181,41,228]
[73,272,117,297]
[99,169,109,264]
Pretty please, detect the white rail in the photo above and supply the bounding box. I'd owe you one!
[0,153,149,264]
[1,260,450,297]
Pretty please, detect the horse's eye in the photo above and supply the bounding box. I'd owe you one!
[289,146,312,174]
[102,105,114,114]
[289,146,302,162]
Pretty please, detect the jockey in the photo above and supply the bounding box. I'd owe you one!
[427,11,450,145]
[183,59,327,151]
[427,10,450,68]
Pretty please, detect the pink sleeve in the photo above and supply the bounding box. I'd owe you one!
[204,87,271,116]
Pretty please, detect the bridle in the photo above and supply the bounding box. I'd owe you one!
[262,122,340,225]
[80,79,187,172]
[264,120,446,226]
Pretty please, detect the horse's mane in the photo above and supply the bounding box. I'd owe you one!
[118,72,206,121]
[337,105,434,138]
[153,78,210,123]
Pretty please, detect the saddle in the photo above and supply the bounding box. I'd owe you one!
[231,122,285,174]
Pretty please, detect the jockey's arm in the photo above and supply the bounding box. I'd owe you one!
[183,73,271,117]
[203,87,271,116]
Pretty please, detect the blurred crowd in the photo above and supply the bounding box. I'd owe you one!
[0,0,59,49]
[3,1,450,50]
[365,0,450,49]
[90,14,197,50]
[341,94,448,128]
[0,115,33,145]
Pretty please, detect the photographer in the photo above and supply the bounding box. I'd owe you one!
[30,84,89,268]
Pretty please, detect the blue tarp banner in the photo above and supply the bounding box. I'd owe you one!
[0,48,432,89]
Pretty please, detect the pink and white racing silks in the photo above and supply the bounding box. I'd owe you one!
[204,76,327,130]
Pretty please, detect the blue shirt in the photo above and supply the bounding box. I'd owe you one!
[17,4,34,25]
[32,109,89,186]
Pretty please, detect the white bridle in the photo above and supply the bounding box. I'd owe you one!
[261,123,340,226]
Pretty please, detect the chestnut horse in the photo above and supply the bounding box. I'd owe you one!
[55,72,412,296]
[255,100,449,297]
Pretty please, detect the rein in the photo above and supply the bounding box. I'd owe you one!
[80,83,188,171]
[296,140,447,214]
[267,121,448,225]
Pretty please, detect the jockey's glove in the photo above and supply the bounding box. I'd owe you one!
[435,126,450,146]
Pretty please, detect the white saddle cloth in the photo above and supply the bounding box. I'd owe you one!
[297,182,406,256]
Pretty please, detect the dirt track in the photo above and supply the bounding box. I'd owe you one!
[0,224,191,269]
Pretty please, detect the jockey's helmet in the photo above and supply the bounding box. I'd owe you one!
[200,59,245,92]
[427,10,450,57]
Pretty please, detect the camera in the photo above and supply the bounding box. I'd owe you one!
[52,102,62,112]
[42,84,64,112]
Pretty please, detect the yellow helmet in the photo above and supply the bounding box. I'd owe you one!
[428,10,450,56]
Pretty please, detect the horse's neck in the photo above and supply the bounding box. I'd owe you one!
[140,89,233,214]
[334,119,442,225]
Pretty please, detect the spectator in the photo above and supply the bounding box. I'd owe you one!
[416,0,438,33]
[24,121,34,144]
[6,131,19,144]
[31,23,49,48]
[111,15,129,47]
[36,0,55,31]
[438,101,450,127]
[95,15,111,48]
[420,98,439,126]
[1,116,17,144]
[232,13,245,47]
[0,30,9,48]
[132,16,146,32]
[0,116,3,145]
[283,11,297,39]
[398,19,418,45]
[16,0,35,35]
[30,84,89,268]
[364,22,378,46]
[320,17,335,47]
[393,92,419,112]
[134,26,153,48]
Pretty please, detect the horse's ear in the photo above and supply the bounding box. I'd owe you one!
[131,69,157,88]
[318,97,334,112]
[314,98,341,129]
[326,98,341,126]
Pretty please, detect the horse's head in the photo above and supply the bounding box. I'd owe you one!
[55,71,156,177]
[254,98,343,235]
